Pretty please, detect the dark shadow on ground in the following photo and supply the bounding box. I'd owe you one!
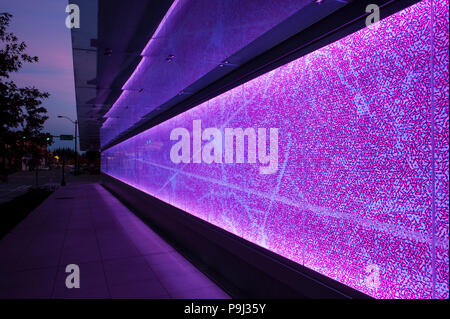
[0,188,53,239]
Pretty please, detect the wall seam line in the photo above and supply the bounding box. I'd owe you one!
[430,0,437,300]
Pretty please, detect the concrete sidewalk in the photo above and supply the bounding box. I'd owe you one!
[0,183,229,299]
[0,170,101,204]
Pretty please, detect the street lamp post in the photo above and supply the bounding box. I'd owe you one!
[74,119,78,174]
[61,149,66,186]
[57,115,78,175]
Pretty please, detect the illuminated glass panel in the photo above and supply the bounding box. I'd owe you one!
[102,0,449,298]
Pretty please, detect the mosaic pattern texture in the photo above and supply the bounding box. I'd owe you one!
[102,0,449,298]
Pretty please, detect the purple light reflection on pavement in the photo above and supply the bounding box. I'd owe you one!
[102,0,449,298]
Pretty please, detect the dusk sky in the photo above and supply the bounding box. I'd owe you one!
[1,0,78,150]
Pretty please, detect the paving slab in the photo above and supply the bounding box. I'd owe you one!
[0,183,230,299]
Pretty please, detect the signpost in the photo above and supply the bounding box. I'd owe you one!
[60,134,74,141]
[55,134,74,186]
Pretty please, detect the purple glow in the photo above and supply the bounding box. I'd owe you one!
[140,0,182,56]
[101,0,313,146]
[103,0,182,136]
[121,0,181,91]
[102,0,449,298]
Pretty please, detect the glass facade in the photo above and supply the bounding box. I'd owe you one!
[102,0,449,298]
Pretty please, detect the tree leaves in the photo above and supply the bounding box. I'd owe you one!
[0,13,51,171]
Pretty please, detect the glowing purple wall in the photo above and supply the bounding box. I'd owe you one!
[100,0,315,146]
[102,0,449,298]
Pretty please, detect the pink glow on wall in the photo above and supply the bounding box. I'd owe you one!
[100,0,314,146]
[102,0,449,298]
